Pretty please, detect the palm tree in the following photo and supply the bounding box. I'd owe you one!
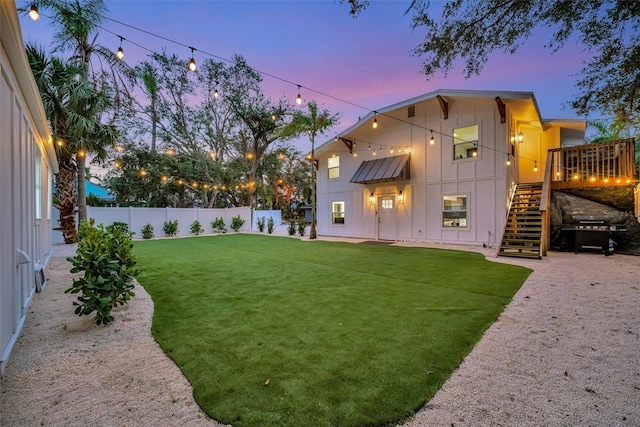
[27,44,116,243]
[22,0,131,223]
[290,101,339,239]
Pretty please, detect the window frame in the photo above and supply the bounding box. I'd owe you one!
[442,194,468,228]
[331,201,345,225]
[452,123,479,160]
[328,156,340,179]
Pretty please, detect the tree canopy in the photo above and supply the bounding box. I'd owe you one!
[342,0,640,122]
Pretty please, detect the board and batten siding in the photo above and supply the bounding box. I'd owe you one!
[1,0,57,375]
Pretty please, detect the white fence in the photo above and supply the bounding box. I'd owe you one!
[52,207,282,243]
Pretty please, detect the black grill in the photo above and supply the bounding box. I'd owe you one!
[561,215,610,253]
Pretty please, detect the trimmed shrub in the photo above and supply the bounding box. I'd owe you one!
[211,217,226,233]
[287,221,297,236]
[108,221,129,233]
[230,215,246,232]
[297,219,306,236]
[65,219,139,325]
[141,223,154,239]
[190,220,204,235]
[163,220,178,236]
[257,216,266,233]
[267,217,275,234]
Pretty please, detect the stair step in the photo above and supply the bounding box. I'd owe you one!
[498,251,541,259]
[501,242,541,248]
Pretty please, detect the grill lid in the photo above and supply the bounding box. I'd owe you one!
[576,215,609,225]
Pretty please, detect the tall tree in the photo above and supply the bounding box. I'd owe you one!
[225,57,297,207]
[341,0,640,122]
[289,101,340,239]
[26,44,113,242]
[22,0,131,223]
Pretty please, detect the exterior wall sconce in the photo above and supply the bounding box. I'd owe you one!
[369,193,375,204]
[397,190,404,204]
[517,131,524,143]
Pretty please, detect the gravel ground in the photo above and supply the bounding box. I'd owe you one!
[1,236,638,426]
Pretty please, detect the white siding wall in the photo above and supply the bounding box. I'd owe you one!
[1,1,56,374]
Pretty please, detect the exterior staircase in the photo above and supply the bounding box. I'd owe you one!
[498,183,543,259]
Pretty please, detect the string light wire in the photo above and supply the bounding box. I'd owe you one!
[30,9,596,176]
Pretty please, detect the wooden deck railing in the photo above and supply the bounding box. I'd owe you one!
[548,138,636,189]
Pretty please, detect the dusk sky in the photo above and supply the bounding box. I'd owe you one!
[19,0,592,149]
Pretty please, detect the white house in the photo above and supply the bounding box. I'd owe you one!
[1,0,58,374]
[314,90,585,246]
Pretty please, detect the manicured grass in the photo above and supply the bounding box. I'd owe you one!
[134,235,531,427]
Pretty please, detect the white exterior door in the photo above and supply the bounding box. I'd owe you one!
[377,196,396,241]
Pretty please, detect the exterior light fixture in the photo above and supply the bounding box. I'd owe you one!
[397,190,404,204]
[296,85,302,105]
[517,131,524,143]
[28,5,39,21]
[369,193,375,204]
[506,156,511,166]
[116,36,125,60]
[187,47,197,72]
[372,112,378,129]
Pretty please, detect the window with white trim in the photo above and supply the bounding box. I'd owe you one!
[332,201,345,224]
[453,124,478,160]
[328,156,340,179]
[443,195,467,227]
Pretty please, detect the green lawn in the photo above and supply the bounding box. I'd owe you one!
[133,234,531,427]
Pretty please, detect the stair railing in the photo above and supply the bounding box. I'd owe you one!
[497,182,518,256]
[539,151,554,257]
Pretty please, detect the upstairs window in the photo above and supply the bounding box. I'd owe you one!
[453,124,479,160]
[328,156,340,179]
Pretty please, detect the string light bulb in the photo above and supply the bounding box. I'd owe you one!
[506,156,511,166]
[534,161,538,172]
[372,112,378,129]
[430,130,435,145]
[116,36,124,60]
[187,47,197,72]
[28,5,39,21]
[296,85,302,105]
[213,81,219,99]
